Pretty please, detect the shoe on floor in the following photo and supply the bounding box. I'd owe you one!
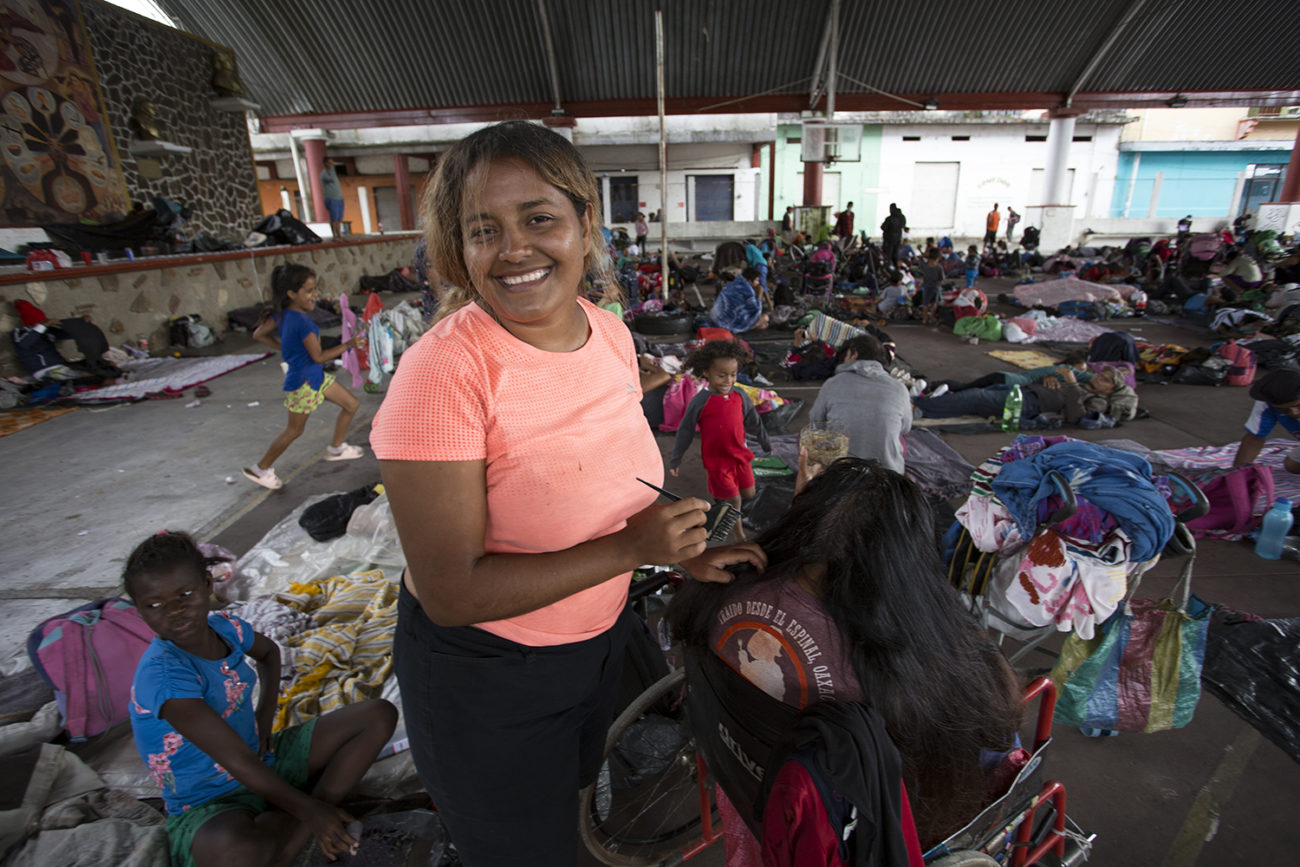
[241,466,282,490]
[325,443,365,461]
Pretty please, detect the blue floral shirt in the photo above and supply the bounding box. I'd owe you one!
[130,612,267,815]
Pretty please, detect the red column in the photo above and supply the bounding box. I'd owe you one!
[393,154,414,230]
[803,161,823,207]
[302,138,329,223]
[1280,123,1300,202]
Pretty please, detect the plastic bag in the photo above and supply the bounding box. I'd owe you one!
[1201,615,1300,762]
[1050,562,1212,733]
[299,483,381,542]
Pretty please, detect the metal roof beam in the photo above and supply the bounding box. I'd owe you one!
[807,3,834,110]
[536,0,564,115]
[258,89,1300,133]
[1062,0,1150,109]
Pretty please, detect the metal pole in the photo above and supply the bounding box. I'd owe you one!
[657,9,668,301]
[826,0,839,119]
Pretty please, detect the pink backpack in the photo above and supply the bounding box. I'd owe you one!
[1185,466,1275,539]
[1216,340,1257,387]
[26,598,156,740]
[658,375,705,433]
[1186,233,1222,261]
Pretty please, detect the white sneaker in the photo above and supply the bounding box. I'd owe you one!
[930,383,950,398]
[241,466,282,490]
[325,443,365,461]
[754,373,774,386]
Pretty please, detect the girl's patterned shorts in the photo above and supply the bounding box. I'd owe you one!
[284,373,335,414]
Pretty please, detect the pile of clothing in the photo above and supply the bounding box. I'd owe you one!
[953,436,1177,639]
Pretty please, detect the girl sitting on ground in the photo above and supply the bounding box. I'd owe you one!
[244,264,366,490]
[666,458,1022,860]
[125,531,396,867]
[667,340,772,538]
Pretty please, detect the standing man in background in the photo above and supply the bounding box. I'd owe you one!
[321,157,345,239]
[983,203,1001,250]
[1006,205,1020,243]
[833,201,855,242]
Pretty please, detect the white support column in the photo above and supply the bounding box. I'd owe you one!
[357,186,373,234]
[1043,116,1076,206]
[286,134,310,221]
[1037,113,1080,250]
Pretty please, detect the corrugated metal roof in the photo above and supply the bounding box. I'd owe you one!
[152,0,1299,124]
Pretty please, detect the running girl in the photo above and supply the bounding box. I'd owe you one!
[244,264,365,490]
[124,531,396,867]
[668,340,771,537]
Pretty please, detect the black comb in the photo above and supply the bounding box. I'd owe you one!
[637,478,740,542]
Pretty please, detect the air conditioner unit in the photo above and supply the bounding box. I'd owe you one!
[800,121,862,163]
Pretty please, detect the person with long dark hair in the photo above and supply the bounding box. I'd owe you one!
[667,458,1022,857]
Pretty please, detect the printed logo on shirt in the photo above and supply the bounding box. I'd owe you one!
[714,603,840,707]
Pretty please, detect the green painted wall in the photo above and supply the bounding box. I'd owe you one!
[773,123,882,228]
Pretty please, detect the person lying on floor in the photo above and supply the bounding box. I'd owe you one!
[1234,369,1300,473]
[914,365,1137,426]
[710,267,769,333]
[808,334,912,474]
[123,531,397,867]
[665,457,1022,861]
[929,350,1093,395]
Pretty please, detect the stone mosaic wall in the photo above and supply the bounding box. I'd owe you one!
[0,236,420,376]
[81,0,262,240]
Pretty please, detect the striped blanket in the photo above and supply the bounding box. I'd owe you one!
[803,311,866,349]
[273,569,397,729]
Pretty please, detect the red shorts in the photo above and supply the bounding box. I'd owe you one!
[706,460,754,499]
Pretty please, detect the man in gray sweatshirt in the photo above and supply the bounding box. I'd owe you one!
[808,335,912,474]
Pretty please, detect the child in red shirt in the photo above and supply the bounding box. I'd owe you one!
[668,340,771,537]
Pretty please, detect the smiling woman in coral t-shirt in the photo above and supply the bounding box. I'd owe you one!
[370,121,763,867]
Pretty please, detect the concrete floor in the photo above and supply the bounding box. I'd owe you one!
[2,280,1297,865]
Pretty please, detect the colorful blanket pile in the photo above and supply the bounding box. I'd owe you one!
[273,569,398,730]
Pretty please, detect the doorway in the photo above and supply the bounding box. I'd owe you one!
[689,175,734,221]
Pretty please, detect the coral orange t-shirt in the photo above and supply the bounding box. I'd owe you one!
[370,297,662,646]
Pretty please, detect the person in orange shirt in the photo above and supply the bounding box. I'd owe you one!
[983,203,1001,249]
[370,121,763,867]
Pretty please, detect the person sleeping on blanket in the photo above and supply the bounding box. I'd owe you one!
[913,366,1137,426]
[927,351,1093,396]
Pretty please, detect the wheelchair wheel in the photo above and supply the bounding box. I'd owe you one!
[579,668,715,866]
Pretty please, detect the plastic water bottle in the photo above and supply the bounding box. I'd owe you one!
[1255,498,1294,560]
[1001,385,1023,432]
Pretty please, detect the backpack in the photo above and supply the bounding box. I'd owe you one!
[1216,340,1257,387]
[168,314,218,348]
[1185,466,1275,539]
[11,327,68,376]
[1089,331,1139,364]
[658,374,705,433]
[26,598,156,740]
[1186,233,1222,261]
